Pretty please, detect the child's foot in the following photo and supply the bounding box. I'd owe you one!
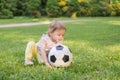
[24,60,33,66]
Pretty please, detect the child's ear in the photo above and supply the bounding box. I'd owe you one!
[48,31,53,36]
[48,29,52,33]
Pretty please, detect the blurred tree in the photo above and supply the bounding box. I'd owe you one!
[40,0,48,15]
[1,0,120,18]
[14,0,28,16]
[0,0,16,18]
[41,0,48,8]
[26,0,41,17]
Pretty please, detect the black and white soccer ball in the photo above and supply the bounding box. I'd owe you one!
[48,44,72,67]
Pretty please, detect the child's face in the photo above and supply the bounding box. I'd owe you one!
[50,29,65,43]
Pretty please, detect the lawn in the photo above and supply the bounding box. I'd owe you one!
[0,17,120,80]
[0,16,78,24]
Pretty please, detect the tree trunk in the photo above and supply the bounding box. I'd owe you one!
[41,0,48,8]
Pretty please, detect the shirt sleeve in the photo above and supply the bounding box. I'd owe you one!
[36,34,47,48]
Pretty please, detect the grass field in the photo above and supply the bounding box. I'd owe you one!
[0,17,120,80]
[0,16,78,24]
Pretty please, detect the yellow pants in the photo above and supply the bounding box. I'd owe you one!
[25,41,43,63]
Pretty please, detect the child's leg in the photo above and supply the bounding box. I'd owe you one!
[36,53,44,64]
[24,41,37,65]
[36,46,44,64]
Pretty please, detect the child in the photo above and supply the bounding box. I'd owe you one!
[24,20,66,68]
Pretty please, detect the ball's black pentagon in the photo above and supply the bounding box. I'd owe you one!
[50,55,56,63]
[56,45,63,50]
[62,55,69,62]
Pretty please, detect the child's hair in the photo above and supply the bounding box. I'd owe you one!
[48,20,66,34]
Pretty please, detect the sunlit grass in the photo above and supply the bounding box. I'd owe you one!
[1,16,120,24]
[0,17,120,80]
[106,45,120,52]
[0,16,77,24]
[108,21,120,25]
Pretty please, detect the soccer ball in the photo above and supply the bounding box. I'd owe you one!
[48,44,72,67]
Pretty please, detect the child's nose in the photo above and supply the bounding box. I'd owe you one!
[60,36,63,40]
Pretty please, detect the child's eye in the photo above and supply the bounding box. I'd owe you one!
[58,34,61,36]
[57,33,64,37]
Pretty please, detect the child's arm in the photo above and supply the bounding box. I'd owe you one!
[41,44,52,68]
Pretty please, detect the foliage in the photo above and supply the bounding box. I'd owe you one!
[26,0,41,17]
[46,3,62,17]
[0,9,13,19]
[14,0,41,18]
[0,0,120,18]
[0,0,16,18]
[91,1,112,16]
[77,0,91,16]
[14,0,28,16]
[65,0,80,17]
[113,3,120,16]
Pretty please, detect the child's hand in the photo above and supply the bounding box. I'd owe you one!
[57,41,62,44]
[46,63,52,68]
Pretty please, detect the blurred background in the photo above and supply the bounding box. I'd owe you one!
[0,0,120,19]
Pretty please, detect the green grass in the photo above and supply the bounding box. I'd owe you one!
[0,17,120,80]
[0,17,52,24]
[1,16,120,24]
[0,16,78,24]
